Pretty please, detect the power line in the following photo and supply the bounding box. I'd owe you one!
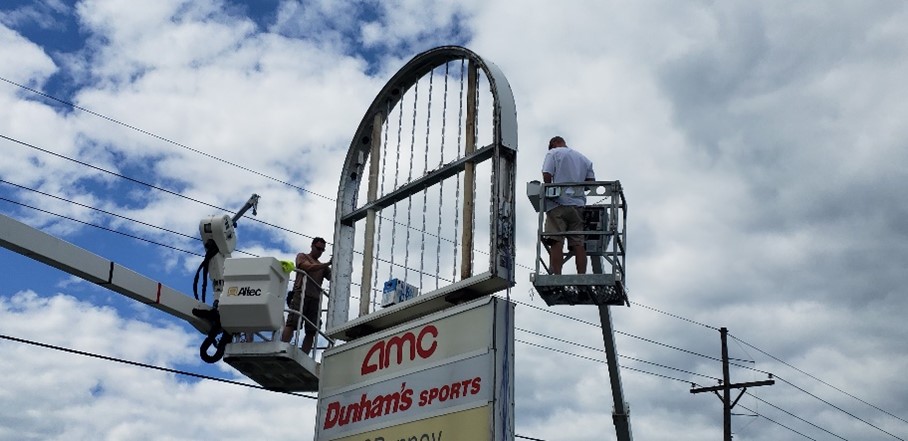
[516,339,693,385]
[5,65,860,441]
[2,103,680,329]
[737,403,819,441]
[730,332,908,427]
[511,293,905,436]
[628,299,717,330]
[3,200,888,441]
[0,332,316,399]
[0,179,257,257]
[1,133,453,283]
[0,197,202,257]
[1,133,233,213]
[1,178,197,240]
[0,79,483,262]
[6,169,896,438]
[506,297,723,363]
[772,376,904,441]
[3,131,713,347]
[515,326,719,382]
[2,74,536,279]
[4,83,902,436]
[0,197,719,396]
[3,194,884,440]
[0,332,547,440]
[511,298,893,438]
[0,194,392,300]
[0,75,334,202]
[2,177,720,383]
[0,76,806,343]
[1,307,848,441]
[744,392,850,441]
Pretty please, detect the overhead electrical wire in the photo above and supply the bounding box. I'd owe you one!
[0,191,729,416]
[0,332,547,440]
[1,133,454,284]
[0,133,234,213]
[508,295,906,437]
[0,332,316,399]
[1,179,197,240]
[0,330,834,441]
[512,293,907,435]
[628,299,717,330]
[515,326,719,382]
[505,296,723,363]
[0,76,528,271]
[2,196,880,440]
[770,377,904,440]
[1,188,741,432]
[6,174,891,438]
[744,392,850,441]
[730,332,908,427]
[515,339,694,385]
[0,75,333,202]
[737,403,819,441]
[0,192,754,436]
[0,194,390,300]
[0,179,255,257]
[0,77,478,266]
[0,133,723,372]
[0,197,202,257]
[3,79,904,438]
[4,166,897,440]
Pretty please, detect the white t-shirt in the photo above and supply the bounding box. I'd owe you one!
[541,146,595,210]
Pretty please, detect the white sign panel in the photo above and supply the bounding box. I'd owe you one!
[332,405,492,441]
[320,302,493,394]
[315,297,512,441]
[318,353,492,439]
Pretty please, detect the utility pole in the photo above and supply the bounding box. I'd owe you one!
[690,327,774,441]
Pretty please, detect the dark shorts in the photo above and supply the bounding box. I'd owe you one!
[545,205,584,247]
[286,291,319,335]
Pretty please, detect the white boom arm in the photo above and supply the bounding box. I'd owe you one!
[0,213,210,334]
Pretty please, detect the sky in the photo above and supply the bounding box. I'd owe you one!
[1,1,907,440]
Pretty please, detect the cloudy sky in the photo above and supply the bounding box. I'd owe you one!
[2,1,907,440]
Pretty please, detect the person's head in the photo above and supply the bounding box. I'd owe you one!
[548,136,566,150]
[310,237,327,257]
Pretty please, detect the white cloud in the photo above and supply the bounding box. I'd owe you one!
[2,1,908,440]
[0,290,314,441]
[0,26,57,84]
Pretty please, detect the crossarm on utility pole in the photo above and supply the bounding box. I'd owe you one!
[690,379,776,395]
[689,327,774,441]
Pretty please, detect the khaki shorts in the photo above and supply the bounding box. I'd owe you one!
[544,205,584,247]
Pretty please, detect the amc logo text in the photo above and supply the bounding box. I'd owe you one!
[361,325,438,376]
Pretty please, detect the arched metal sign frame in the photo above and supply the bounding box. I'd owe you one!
[327,46,517,339]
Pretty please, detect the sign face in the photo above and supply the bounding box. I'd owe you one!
[332,405,491,441]
[316,298,510,441]
[318,354,491,439]
[320,303,493,394]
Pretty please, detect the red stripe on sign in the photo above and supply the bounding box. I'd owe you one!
[156,283,162,304]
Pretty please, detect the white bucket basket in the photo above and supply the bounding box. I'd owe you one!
[219,257,287,333]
